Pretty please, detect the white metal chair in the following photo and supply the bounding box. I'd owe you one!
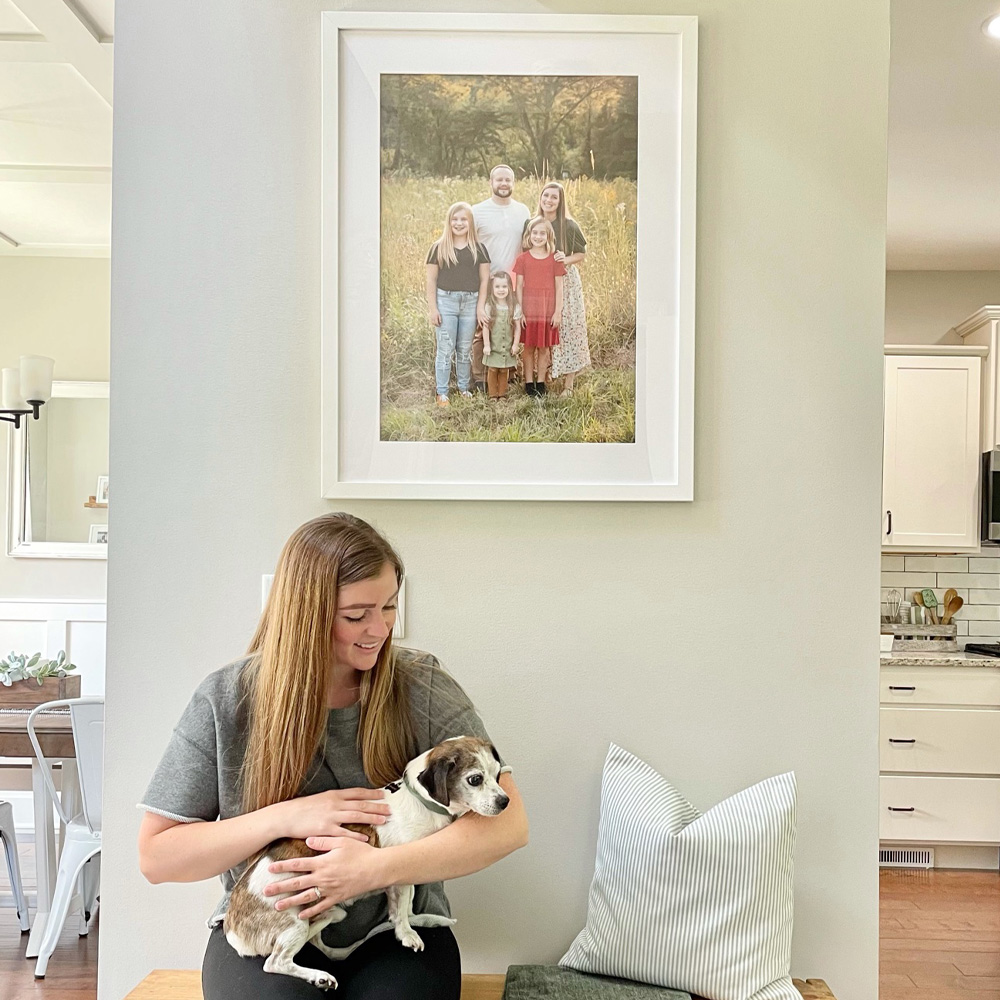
[27,697,103,978]
[0,799,30,932]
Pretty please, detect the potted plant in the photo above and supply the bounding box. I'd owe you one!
[0,651,80,706]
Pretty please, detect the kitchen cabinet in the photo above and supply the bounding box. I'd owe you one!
[880,664,1000,846]
[882,350,983,551]
[955,306,1000,450]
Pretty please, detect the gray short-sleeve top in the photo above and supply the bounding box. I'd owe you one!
[138,647,509,955]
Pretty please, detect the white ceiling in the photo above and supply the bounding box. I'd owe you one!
[888,0,1000,270]
[0,2,996,268]
[0,0,111,257]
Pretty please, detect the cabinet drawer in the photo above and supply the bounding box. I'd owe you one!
[879,775,1000,844]
[881,666,1000,706]
[880,775,1000,843]
[880,707,1000,774]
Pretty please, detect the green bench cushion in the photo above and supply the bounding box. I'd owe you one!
[503,965,693,999]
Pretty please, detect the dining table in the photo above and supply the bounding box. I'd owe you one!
[0,704,82,957]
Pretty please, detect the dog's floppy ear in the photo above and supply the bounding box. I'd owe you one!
[418,754,455,806]
[490,744,501,765]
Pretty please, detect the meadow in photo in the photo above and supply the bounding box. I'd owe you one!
[380,74,638,443]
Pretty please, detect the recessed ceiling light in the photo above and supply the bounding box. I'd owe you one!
[983,13,1000,39]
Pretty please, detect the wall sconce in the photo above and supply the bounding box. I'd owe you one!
[1,356,55,429]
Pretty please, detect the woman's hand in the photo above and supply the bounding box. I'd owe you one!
[265,835,386,919]
[276,788,389,842]
[553,251,566,263]
[428,307,442,327]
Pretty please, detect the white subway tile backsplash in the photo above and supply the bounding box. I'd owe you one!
[960,605,1000,621]
[878,553,1000,643]
[970,590,1000,604]
[969,558,1000,572]
[904,556,969,573]
[881,572,937,589]
[967,622,1000,637]
[937,573,1000,589]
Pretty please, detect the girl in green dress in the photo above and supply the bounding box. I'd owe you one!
[481,271,523,399]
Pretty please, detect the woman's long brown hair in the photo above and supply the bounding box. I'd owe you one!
[240,513,411,814]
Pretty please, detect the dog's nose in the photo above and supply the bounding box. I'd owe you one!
[495,794,510,811]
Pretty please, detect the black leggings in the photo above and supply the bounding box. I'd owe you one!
[202,924,461,1000]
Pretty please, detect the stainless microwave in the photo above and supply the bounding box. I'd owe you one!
[983,450,1000,543]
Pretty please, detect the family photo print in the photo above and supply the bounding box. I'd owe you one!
[380,74,637,443]
[322,13,696,500]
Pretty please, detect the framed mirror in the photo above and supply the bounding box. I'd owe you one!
[5,381,110,560]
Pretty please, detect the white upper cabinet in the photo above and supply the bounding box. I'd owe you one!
[883,351,982,551]
[955,307,1000,450]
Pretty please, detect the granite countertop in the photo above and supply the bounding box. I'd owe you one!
[881,650,1000,667]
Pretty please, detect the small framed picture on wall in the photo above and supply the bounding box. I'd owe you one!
[88,524,108,545]
[96,476,109,505]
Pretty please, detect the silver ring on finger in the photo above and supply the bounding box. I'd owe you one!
[311,886,322,902]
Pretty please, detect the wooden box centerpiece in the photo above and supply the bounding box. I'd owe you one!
[0,674,81,707]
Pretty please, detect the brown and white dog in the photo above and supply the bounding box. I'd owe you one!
[223,736,508,990]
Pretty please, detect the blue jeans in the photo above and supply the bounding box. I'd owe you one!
[434,289,478,396]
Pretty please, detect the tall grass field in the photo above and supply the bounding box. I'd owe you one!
[380,175,636,443]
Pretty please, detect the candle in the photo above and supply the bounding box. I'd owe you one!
[18,355,54,403]
[1,368,25,411]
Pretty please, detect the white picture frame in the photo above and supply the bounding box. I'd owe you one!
[321,12,697,501]
[96,475,109,505]
[88,524,108,545]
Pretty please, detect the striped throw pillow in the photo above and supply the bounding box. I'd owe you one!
[560,744,797,1000]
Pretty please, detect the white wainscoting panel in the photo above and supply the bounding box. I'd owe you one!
[0,600,106,832]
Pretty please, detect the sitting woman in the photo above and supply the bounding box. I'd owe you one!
[137,513,528,1000]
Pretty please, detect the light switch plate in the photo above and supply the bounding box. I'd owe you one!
[394,579,406,639]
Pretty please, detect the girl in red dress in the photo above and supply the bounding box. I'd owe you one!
[511,217,565,397]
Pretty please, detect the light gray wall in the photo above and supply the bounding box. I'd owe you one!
[884,270,1000,345]
[101,3,888,999]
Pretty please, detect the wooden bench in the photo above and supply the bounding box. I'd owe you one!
[124,969,836,999]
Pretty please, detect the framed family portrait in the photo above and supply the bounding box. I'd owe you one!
[321,12,696,501]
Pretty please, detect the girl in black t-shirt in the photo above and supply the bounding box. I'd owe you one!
[425,203,491,407]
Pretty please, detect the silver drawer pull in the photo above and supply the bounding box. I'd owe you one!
[888,685,915,691]
[887,806,915,812]
[888,738,916,744]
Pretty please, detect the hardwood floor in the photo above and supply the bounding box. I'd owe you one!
[2,850,999,999]
[881,867,1000,998]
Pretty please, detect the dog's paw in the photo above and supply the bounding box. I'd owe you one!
[310,972,338,990]
[397,928,424,952]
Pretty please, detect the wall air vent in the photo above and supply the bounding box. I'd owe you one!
[879,847,933,868]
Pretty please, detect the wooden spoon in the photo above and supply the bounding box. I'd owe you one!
[942,595,964,625]
[943,588,958,609]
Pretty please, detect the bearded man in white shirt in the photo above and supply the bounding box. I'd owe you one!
[471,164,531,392]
